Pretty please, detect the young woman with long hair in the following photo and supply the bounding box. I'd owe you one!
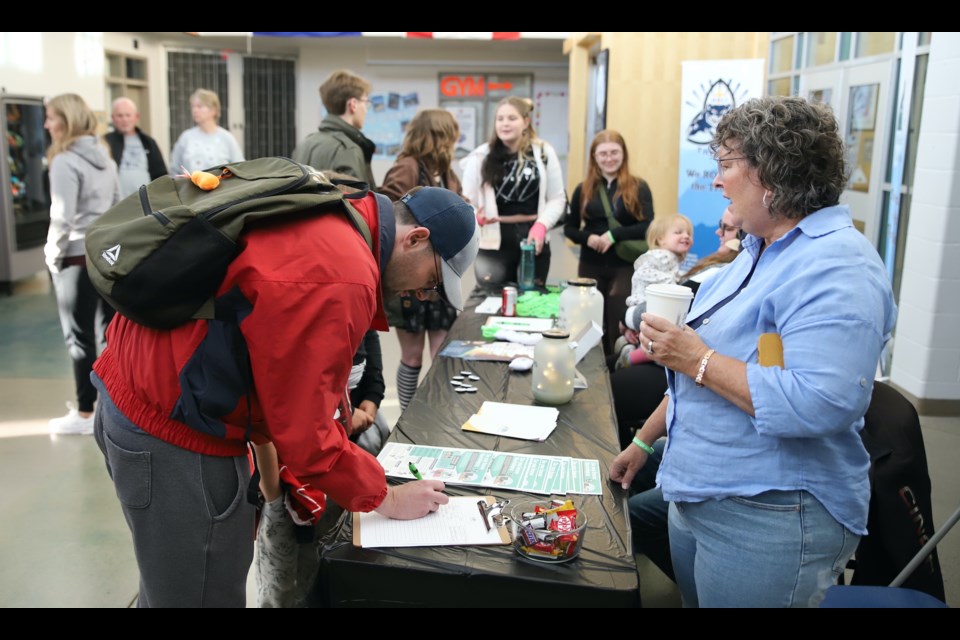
[43,93,120,434]
[380,108,464,410]
[564,130,654,353]
[461,96,566,288]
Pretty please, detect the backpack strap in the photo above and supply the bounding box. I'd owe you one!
[340,192,375,252]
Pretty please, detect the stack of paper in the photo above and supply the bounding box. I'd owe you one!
[354,496,510,548]
[462,401,559,442]
[474,296,504,314]
[377,442,603,496]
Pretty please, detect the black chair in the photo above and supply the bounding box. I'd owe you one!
[834,381,948,605]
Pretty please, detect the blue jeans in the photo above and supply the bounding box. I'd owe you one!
[668,490,860,607]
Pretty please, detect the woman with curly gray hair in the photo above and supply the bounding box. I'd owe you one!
[609,96,897,607]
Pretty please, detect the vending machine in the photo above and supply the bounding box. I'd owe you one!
[0,93,50,291]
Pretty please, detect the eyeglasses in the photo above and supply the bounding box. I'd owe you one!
[416,252,444,300]
[715,155,746,179]
[355,96,371,106]
[595,149,623,159]
[717,220,742,234]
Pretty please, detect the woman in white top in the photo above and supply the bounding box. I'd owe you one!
[170,88,244,174]
[460,97,566,288]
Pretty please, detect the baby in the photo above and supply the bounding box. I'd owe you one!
[616,213,693,368]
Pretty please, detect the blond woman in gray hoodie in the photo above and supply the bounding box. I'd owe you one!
[44,93,120,435]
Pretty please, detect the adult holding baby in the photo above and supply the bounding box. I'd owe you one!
[610,96,896,607]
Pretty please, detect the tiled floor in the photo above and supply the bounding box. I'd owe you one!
[1,231,956,607]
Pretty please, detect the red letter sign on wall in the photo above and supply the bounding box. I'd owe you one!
[440,76,487,98]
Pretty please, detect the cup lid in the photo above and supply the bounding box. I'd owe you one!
[645,283,694,299]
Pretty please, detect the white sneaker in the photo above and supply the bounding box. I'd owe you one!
[49,402,95,435]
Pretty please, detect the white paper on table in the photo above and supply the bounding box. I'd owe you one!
[462,401,559,441]
[354,496,508,547]
[474,296,503,314]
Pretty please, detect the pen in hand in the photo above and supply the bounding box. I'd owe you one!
[408,462,424,480]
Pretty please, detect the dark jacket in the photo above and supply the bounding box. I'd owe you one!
[292,115,377,188]
[378,155,463,201]
[104,127,168,181]
[564,178,653,267]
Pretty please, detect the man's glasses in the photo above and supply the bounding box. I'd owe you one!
[715,155,746,179]
[417,252,443,300]
[718,220,742,234]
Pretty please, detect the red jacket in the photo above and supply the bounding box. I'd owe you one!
[94,194,390,513]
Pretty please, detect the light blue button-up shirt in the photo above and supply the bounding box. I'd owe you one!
[659,205,897,534]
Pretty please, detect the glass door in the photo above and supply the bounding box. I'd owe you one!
[841,61,894,245]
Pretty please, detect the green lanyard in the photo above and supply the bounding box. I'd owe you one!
[597,183,621,230]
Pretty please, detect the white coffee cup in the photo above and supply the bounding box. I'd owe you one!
[645,283,694,327]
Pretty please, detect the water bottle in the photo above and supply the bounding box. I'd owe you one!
[558,277,604,339]
[532,329,576,405]
[519,239,536,292]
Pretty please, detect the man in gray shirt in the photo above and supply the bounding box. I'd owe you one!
[105,97,168,198]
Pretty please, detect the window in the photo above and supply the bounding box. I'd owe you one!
[806,32,837,67]
[242,57,296,158]
[768,78,793,96]
[856,32,896,57]
[770,36,795,74]
[167,50,230,151]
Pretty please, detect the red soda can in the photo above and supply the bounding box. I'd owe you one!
[501,286,518,317]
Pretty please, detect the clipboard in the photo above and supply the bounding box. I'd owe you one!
[353,496,510,548]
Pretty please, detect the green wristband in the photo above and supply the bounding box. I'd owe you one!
[605,230,616,244]
[631,437,655,455]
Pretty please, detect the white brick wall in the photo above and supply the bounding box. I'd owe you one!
[891,32,960,399]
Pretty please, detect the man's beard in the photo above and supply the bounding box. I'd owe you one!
[380,252,411,298]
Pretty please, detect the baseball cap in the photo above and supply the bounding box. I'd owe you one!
[399,187,479,311]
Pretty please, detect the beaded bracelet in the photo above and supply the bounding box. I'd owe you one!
[695,348,716,387]
[631,437,656,455]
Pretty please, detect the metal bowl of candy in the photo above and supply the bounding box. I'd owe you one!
[508,499,586,563]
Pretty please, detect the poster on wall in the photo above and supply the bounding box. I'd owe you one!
[677,59,764,268]
[363,92,421,160]
[446,105,478,155]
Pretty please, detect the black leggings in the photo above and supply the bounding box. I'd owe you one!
[474,222,550,287]
[51,264,115,412]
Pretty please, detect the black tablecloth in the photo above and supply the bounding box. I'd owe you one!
[317,289,640,607]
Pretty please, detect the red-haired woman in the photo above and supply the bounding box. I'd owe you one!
[564,130,654,353]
